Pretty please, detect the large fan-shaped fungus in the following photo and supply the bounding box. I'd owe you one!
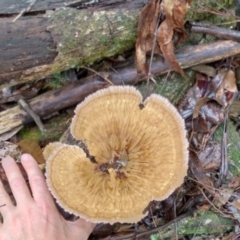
[45,86,188,223]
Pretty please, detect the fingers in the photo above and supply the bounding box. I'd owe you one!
[0,180,14,217]
[2,156,32,205]
[20,154,55,206]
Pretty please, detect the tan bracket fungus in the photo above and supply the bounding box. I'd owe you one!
[44,86,189,224]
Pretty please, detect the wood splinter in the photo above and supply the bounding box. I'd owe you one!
[18,99,46,133]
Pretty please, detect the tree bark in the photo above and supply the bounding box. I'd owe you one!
[0,0,144,89]
[0,0,74,14]
[0,0,144,14]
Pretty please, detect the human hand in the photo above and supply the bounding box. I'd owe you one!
[0,154,95,240]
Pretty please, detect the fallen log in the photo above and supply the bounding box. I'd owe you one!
[0,0,142,14]
[1,0,240,91]
[0,40,240,135]
[0,0,143,89]
[0,0,78,14]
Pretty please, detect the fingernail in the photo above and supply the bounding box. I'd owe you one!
[21,154,31,162]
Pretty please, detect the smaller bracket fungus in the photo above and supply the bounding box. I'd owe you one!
[44,86,189,224]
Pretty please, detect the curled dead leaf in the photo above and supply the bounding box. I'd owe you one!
[172,0,190,44]
[180,68,237,126]
[17,139,45,164]
[198,142,221,171]
[228,176,240,189]
[135,0,191,77]
[135,0,161,76]
[189,150,212,188]
[157,12,184,75]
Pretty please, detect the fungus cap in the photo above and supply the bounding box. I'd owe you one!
[45,86,188,224]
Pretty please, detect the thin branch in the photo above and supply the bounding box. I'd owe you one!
[18,99,46,133]
[13,0,37,22]
[217,107,229,186]
[146,9,162,97]
[190,22,240,42]
[82,67,114,86]
[188,176,240,219]
[198,187,228,217]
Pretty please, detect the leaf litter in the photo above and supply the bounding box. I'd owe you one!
[1,0,240,239]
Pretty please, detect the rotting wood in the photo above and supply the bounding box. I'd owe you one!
[0,0,74,14]
[0,16,57,86]
[1,40,240,135]
[1,0,239,90]
[0,0,141,15]
[0,0,144,89]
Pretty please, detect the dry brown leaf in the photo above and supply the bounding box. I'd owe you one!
[216,69,238,106]
[198,142,221,171]
[157,12,184,75]
[216,188,234,205]
[172,0,190,44]
[135,0,190,77]
[162,0,175,16]
[135,0,161,76]
[180,68,237,126]
[219,189,240,221]
[228,176,240,189]
[220,69,238,93]
[189,150,213,188]
[193,98,225,122]
[230,198,240,210]
[192,97,212,119]
[17,139,45,164]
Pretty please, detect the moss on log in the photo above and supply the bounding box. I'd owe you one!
[137,70,195,104]
[20,8,138,85]
[150,211,232,239]
[0,3,140,89]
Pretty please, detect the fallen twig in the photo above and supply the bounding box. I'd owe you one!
[189,22,240,42]
[13,0,37,22]
[18,99,45,133]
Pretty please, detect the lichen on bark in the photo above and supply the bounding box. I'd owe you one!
[47,7,138,71]
[17,7,139,85]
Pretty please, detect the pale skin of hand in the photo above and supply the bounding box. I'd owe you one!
[0,154,95,240]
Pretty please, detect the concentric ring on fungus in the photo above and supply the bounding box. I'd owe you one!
[44,86,189,224]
